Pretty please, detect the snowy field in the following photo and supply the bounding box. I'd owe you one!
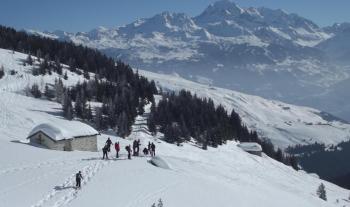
[0,49,349,207]
[139,70,350,148]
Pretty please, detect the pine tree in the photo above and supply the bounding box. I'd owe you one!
[44,84,54,99]
[32,67,40,76]
[36,49,42,61]
[275,148,284,162]
[26,54,33,65]
[94,107,103,130]
[30,83,42,98]
[75,93,83,118]
[63,71,68,80]
[62,90,73,120]
[0,65,4,79]
[66,104,73,120]
[55,57,62,75]
[147,113,157,135]
[68,58,76,72]
[39,59,48,75]
[83,69,90,80]
[54,78,64,103]
[202,139,208,150]
[117,111,129,137]
[137,98,145,115]
[317,183,327,201]
[289,155,299,170]
[164,123,181,144]
[86,104,93,121]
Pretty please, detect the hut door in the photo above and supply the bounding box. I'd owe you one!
[64,140,73,151]
[38,134,42,144]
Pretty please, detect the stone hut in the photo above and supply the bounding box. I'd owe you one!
[27,122,99,151]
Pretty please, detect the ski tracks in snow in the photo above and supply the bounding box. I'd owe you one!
[31,159,112,207]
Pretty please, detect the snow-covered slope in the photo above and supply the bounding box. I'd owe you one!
[0,48,349,207]
[139,69,350,148]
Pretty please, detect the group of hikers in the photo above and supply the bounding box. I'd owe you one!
[76,138,157,189]
[102,138,156,160]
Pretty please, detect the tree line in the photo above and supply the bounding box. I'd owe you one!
[285,142,326,155]
[148,90,298,170]
[30,74,157,138]
[293,139,350,189]
[63,73,157,137]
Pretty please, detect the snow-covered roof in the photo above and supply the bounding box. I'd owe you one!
[28,122,98,141]
[237,142,262,152]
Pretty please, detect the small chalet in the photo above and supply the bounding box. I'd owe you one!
[27,122,99,151]
[237,142,262,156]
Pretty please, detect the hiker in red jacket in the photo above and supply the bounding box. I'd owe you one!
[115,142,120,158]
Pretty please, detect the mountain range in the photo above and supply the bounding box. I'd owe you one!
[29,0,350,121]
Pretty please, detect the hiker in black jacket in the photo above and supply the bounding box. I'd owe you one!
[151,142,156,157]
[148,142,151,153]
[132,140,136,156]
[143,147,149,156]
[106,138,113,152]
[76,171,83,188]
[102,145,109,160]
[136,139,141,156]
[126,145,132,159]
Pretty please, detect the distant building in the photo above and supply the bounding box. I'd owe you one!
[237,142,262,156]
[27,122,99,151]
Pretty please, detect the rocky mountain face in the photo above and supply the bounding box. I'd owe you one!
[29,0,350,120]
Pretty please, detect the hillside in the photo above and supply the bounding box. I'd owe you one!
[0,48,349,207]
[138,69,350,149]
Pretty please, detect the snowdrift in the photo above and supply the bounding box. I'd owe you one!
[148,156,171,169]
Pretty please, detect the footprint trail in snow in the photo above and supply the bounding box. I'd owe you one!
[31,159,112,207]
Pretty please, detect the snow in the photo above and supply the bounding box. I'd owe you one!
[237,142,262,152]
[28,122,98,141]
[0,48,349,207]
[149,156,171,169]
[27,30,60,39]
[269,27,292,40]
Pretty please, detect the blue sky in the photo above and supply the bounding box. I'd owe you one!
[1,0,349,32]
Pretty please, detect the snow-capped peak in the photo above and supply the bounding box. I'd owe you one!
[119,11,199,34]
[196,0,244,23]
[205,0,244,16]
